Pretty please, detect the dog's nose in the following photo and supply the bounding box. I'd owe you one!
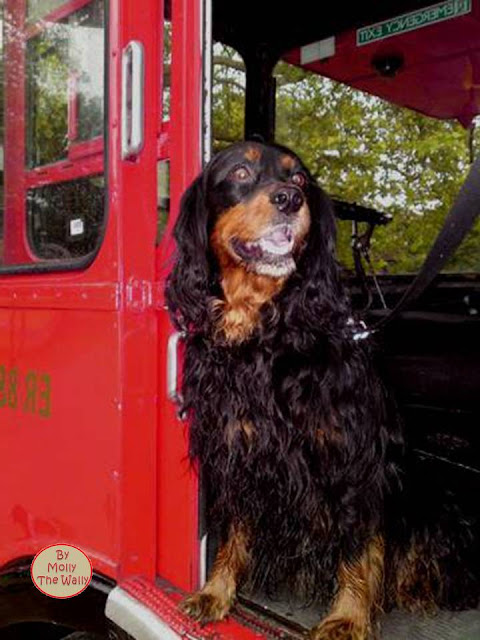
[270,186,304,214]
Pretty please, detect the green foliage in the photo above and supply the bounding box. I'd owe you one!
[275,61,478,274]
[212,45,245,152]
[25,1,105,168]
[212,46,479,274]
[27,28,69,167]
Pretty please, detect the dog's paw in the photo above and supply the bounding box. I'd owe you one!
[179,591,232,624]
[310,617,368,640]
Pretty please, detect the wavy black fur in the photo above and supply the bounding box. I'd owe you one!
[166,142,479,608]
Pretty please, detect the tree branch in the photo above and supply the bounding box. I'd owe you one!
[213,56,246,73]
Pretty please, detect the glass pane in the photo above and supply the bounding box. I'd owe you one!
[27,176,104,259]
[157,160,170,244]
[0,0,106,270]
[27,0,65,22]
[162,18,171,121]
[26,0,104,168]
[158,6,171,242]
[212,44,245,152]
[26,29,69,168]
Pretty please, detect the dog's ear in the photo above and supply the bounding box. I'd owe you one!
[165,175,211,332]
[284,183,349,334]
[302,184,339,285]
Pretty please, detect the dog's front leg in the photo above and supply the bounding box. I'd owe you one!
[311,535,384,640]
[180,522,250,624]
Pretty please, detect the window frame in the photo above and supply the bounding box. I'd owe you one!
[0,0,109,275]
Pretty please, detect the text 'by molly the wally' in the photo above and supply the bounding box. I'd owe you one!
[31,544,93,598]
[36,551,88,587]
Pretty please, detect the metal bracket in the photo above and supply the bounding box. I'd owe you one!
[125,278,152,312]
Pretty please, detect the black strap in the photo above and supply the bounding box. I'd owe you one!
[372,154,480,331]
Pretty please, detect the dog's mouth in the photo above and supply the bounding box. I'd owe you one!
[230,225,297,277]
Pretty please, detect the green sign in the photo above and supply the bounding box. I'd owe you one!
[357,0,471,46]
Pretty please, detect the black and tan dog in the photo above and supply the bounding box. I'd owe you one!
[166,142,479,639]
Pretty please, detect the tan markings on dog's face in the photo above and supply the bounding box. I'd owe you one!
[211,192,274,251]
[210,189,311,271]
[280,154,296,170]
[210,190,311,343]
[244,146,262,163]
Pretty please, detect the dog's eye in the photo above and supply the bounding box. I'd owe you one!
[229,165,252,182]
[291,172,307,188]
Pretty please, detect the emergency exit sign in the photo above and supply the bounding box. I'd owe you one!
[357,0,472,46]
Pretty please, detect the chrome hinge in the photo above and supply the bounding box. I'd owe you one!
[124,279,167,312]
[125,278,152,312]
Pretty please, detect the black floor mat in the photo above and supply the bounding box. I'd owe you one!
[242,592,480,639]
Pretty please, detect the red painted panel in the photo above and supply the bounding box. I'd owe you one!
[0,0,160,585]
[0,308,122,578]
[25,157,103,190]
[155,0,203,592]
[285,2,480,126]
[105,0,161,581]
[157,121,170,160]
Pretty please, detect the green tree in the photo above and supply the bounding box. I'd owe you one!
[211,46,480,274]
[275,61,479,273]
[212,44,245,151]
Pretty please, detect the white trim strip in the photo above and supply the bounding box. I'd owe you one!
[106,587,181,640]
[199,533,208,587]
[202,0,213,165]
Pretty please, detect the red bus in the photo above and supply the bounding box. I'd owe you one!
[0,1,479,638]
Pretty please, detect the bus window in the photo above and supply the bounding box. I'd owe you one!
[26,0,104,168]
[27,175,104,259]
[212,44,245,153]
[274,61,479,275]
[0,0,106,269]
[157,7,171,245]
[157,160,169,243]
[162,18,171,121]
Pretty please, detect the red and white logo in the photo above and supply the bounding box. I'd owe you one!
[31,543,93,598]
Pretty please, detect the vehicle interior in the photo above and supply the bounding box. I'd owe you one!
[204,1,480,637]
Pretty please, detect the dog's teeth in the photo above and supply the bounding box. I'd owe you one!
[259,238,293,255]
[255,257,296,277]
[245,242,263,258]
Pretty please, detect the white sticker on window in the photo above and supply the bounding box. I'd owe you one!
[70,218,84,236]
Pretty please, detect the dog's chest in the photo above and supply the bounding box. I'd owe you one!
[185,335,328,429]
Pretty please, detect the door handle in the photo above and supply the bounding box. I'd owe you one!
[167,331,186,412]
[121,41,145,159]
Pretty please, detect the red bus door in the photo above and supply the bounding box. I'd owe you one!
[155,0,211,593]
[0,0,164,584]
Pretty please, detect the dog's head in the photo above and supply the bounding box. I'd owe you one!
[206,142,312,279]
[166,142,341,338]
